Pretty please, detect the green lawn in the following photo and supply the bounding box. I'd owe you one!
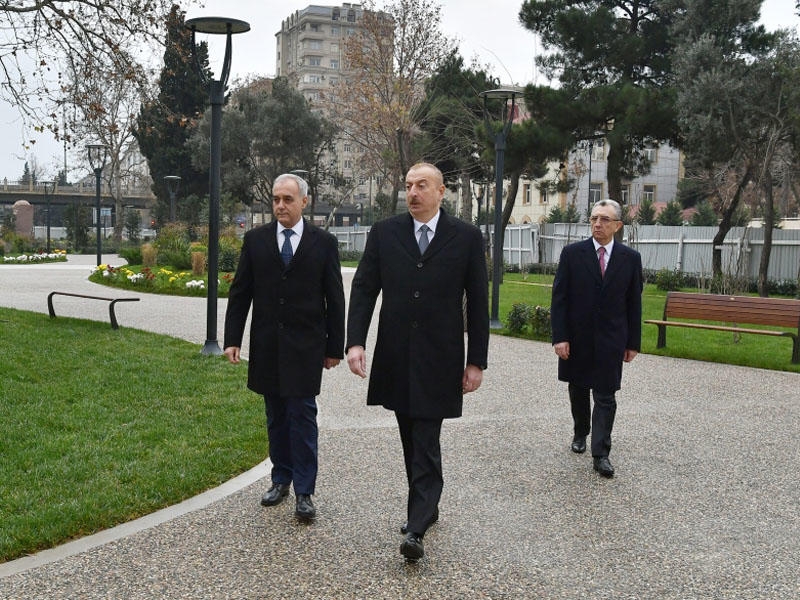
[0,307,267,563]
[496,272,800,373]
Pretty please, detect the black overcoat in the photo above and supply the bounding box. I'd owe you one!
[346,210,489,419]
[224,220,345,397]
[550,237,643,392]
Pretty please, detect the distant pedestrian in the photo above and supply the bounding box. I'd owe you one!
[550,199,642,477]
[223,173,345,520]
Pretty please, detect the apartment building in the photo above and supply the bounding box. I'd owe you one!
[275,4,380,218]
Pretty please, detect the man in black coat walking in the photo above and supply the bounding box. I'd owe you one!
[224,173,345,521]
[346,162,489,561]
[551,199,642,478]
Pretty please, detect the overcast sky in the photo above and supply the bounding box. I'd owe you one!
[1,0,796,180]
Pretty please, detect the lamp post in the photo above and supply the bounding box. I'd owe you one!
[41,180,55,253]
[186,16,250,355]
[586,140,594,216]
[164,175,181,222]
[481,88,520,329]
[87,144,109,266]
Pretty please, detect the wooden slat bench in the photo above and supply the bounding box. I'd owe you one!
[48,291,140,330]
[644,291,800,364]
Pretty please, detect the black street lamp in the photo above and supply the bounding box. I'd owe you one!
[186,16,250,355]
[41,180,55,253]
[87,143,109,266]
[481,88,520,330]
[164,175,181,222]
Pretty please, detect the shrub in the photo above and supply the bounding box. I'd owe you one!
[141,242,157,267]
[339,249,363,263]
[529,305,552,341]
[118,246,142,266]
[506,303,533,334]
[655,268,685,291]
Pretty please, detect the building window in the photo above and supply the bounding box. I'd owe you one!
[540,186,548,204]
[591,140,605,161]
[332,8,340,20]
[344,143,352,152]
[329,76,338,85]
[307,39,322,50]
[643,184,656,203]
[522,183,531,206]
[310,23,321,32]
[347,9,356,22]
[330,58,339,69]
[589,183,603,204]
[306,74,322,83]
[331,26,339,35]
[331,43,339,53]
[308,56,321,66]
[644,147,658,163]
[621,184,630,205]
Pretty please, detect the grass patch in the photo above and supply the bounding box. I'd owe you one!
[496,272,800,373]
[0,307,266,563]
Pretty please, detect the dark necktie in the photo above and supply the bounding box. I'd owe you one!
[598,246,606,277]
[418,224,430,254]
[281,229,294,265]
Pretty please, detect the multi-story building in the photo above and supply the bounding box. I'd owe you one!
[509,141,684,224]
[276,4,382,222]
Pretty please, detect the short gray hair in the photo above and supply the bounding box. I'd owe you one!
[274,173,308,197]
[592,199,622,221]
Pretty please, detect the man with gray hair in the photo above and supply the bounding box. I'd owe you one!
[224,173,345,520]
[550,199,642,478]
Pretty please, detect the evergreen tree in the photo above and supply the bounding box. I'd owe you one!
[637,197,657,225]
[657,200,685,225]
[691,201,718,226]
[134,5,210,228]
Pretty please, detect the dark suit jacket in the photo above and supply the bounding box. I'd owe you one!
[224,219,345,397]
[346,209,489,419]
[550,237,643,392]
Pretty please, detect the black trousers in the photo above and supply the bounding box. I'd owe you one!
[569,383,616,458]
[395,413,443,537]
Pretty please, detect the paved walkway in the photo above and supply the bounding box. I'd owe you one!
[0,255,798,599]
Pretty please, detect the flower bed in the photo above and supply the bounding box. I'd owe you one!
[3,250,68,264]
[89,264,234,297]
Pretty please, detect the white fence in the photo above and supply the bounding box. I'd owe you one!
[332,223,800,281]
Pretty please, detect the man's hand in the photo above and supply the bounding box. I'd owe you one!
[223,346,240,364]
[553,341,570,360]
[346,345,367,378]
[323,357,340,369]
[623,349,638,363]
[462,364,483,394]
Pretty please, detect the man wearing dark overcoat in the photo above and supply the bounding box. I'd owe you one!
[224,173,345,521]
[346,162,489,561]
[551,198,642,478]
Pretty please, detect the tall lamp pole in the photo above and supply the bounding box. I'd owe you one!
[164,175,181,222]
[87,144,109,266]
[186,16,250,355]
[42,180,55,253]
[481,88,519,330]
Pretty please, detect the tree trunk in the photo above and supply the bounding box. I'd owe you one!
[757,176,775,297]
[712,167,752,277]
[460,172,472,222]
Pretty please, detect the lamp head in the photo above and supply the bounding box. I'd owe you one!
[185,17,250,35]
[164,175,182,196]
[87,144,108,171]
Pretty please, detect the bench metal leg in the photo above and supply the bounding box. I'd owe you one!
[656,325,666,349]
[792,337,799,365]
[108,300,121,330]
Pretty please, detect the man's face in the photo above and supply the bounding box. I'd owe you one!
[590,204,622,246]
[272,178,308,228]
[405,166,444,223]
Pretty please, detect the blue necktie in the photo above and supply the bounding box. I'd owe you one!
[281,229,294,265]
[418,224,430,254]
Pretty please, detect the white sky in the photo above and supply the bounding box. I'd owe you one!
[1,0,796,180]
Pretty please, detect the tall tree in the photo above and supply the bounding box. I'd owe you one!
[519,0,680,207]
[134,5,210,227]
[66,50,149,242]
[187,77,334,220]
[325,0,455,213]
[0,0,195,144]
[416,51,499,221]
[673,12,795,291]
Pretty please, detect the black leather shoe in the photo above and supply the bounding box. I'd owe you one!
[571,435,587,454]
[295,494,316,520]
[593,456,615,478]
[401,509,439,535]
[400,532,424,561]
[260,483,290,506]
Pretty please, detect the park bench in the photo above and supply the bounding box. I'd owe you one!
[47,291,140,330]
[644,291,800,364]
